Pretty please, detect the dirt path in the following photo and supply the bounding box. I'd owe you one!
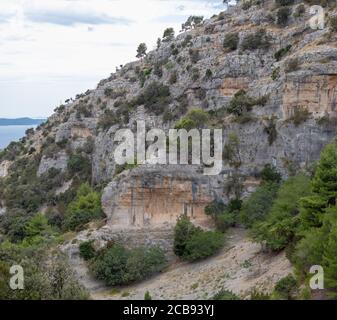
[91,228,292,300]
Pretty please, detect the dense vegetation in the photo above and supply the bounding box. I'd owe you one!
[64,183,104,231]
[89,244,167,286]
[0,215,88,299]
[240,143,337,298]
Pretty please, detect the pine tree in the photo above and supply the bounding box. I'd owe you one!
[300,143,337,228]
[156,38,161,49]
[311,143,337,206]
[162,28,175,42]
[136,43,147,59]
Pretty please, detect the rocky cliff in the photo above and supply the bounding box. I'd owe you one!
[1,1,337,294]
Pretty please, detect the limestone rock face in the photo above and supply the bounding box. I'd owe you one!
[102,165,225,229]
[0,161,12,178]
[283,75,337,118]
[37,151,69,177]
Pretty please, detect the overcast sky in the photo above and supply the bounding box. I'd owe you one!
[0,0,227,118]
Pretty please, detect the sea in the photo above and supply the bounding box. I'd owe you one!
[0,125,37,150]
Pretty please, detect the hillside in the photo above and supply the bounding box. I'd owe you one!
[1,0,337,300]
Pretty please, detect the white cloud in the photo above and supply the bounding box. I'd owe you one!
[0,0,225,118]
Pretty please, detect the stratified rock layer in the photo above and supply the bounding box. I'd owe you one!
[102,165,224,228]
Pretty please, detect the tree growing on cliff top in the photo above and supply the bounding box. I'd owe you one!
[136,43,147,59]
[162,28,175,42]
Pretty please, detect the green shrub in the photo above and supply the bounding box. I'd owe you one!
[205,199,240,232]
[241,29,271,51]
[76,104,92,118]
[261,164,282,183]
[223,33,239,51]
[64,183,104,231]
[92,244,167,286]
[277,7,292,26]
[97,109,118,130]
[137,68,152,87]
[67,154,91,180]
[174,109,209,130]
[184,229,224,261]
[274,275,297,300]
[23,213,54,246]
[174,215,224,261]
[274,45,292,61]
[212,290,240,300]
[228,198,243,212]
[239,182,279,228]
[0,141,25,161]
[205,201,226,218]
[288,107,311,126]
[227,90,254,116]
[144,291,152,300]
[215,212,236,232]
[250,289,271,300]
[0,246,88,300]
[79,241,96,261]
[163,28,175,42]
[173,215,198,257]
[2,156,53,214]
[271,67,281,80]
[227,90,268,117]
[136,43,147,59]
[137,82,171,115]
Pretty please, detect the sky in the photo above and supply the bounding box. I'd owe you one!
[0,0,227,118]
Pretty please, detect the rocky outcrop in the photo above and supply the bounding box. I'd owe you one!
[102,165,225,229]
[283,75,337,118]
[37,151,68,177]
[0,204,6,217]
[220,77,250,97]
[0,160,12,178]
